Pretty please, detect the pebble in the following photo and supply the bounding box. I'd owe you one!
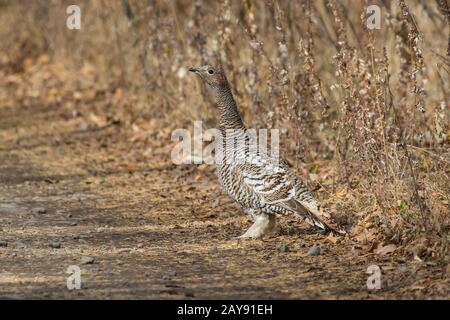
[276,243,289,253]
[308,246,321,256]
[81,256,95,264]
[0,241,7,247]
[78,122,88,131]
[397,266,409,272]
[50,242,61,249]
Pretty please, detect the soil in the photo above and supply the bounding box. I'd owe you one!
[0,76,448,300]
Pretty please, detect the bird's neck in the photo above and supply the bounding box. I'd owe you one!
[214,85,246,133]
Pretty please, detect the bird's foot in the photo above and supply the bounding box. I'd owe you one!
[232,231,262,240]
[233,214,276,240]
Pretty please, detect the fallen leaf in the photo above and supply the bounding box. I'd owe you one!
[114,87,124,103]
[326,233,340,244]
[73,91,83,100]
[89,113,107,127]
[355,229,377,242]
[374,244,397,255]
[129,131,143,142]
[37,54,50,64]
[23,57,34,71]
[117,162,138,170]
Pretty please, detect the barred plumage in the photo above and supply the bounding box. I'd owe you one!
[189,64,345,238]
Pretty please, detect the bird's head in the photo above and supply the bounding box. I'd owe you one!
[188,64,229,89]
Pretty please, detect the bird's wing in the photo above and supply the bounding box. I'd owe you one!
[234,155,296,204]
[234,155,345,234]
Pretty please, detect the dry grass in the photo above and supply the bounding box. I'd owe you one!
[0,0,448,263]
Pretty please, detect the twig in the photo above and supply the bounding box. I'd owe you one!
[386,72,431,227]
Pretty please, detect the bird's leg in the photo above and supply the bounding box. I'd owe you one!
[235,214,276,239]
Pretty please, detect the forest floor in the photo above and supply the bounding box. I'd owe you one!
[0,61,448,299]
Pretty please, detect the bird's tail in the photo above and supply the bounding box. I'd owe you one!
[284,199,347,236]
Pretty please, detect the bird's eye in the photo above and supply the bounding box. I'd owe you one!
[208,69,214,75]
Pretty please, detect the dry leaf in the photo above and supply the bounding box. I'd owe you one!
[355,229,377,242]
[37,54,50,64]
[129,131,143,142]
[326,233,340,244]
[114,88,124,103]
[23,57,34,71]
[73,91,83,100]
[89,113,107,127]
[117,162,138,170]
[374,244,397,255]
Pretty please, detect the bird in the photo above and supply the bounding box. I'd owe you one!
[189,64,346,239]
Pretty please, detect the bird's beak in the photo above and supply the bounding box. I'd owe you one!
[189,66,200,73]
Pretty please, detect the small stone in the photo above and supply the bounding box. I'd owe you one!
[308,246,320,256]
[78,122,88,131]
[81,256,95,264]
[397,266,408,272]
[0,241,7,247]
[50,242,61,249]
[32,207,47,214]
[276,243,289,253]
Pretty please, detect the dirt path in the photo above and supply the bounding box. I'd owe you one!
[0,96,448,299]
